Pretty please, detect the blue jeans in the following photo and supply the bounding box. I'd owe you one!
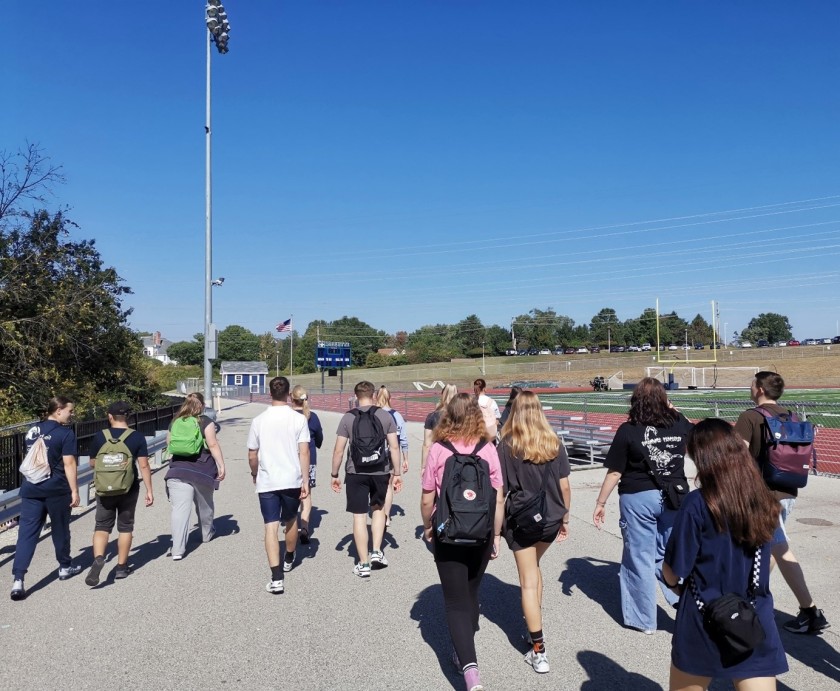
[618,489,679,631]
[13,493,73,579]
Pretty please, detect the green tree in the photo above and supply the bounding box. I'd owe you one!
[454,314,485,354]
[513,308,575,349]
[218,324,260,361]
[589,308,622,346]
[741,313,792,344]
[406,324,460,363]
[687,314,713,346]
[485,324,511,355]
[167,335,204,366]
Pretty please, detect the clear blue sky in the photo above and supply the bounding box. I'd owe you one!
[5,1,840,343]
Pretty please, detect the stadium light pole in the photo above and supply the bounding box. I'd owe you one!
[203,1,231,402]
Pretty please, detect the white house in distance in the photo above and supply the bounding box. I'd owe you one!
[142,331,175,364]
[220,361,268,394]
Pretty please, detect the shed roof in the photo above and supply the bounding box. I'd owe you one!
[220,361,269,374]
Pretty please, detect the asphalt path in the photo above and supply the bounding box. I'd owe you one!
[0,400,837,690]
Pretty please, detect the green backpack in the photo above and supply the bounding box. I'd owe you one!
[94,430,135,496]
[169,416,206,457]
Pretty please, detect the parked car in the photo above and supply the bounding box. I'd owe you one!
[589,345,601,353]
[804,338,819,346]
[822,338,832,344]
[757,339,770,348]
[641,343,652,351]
[552,348,564,356]
[538,348,551,355]
[740,341,752,348]
[610,345,624,353]
[694,343,704,350]
[776,341,788,347]
[788,339,800,346]
[505,348,517,356]
[564,347,576,355]
[575,347,589,354]
[627,345,641,352]
[833,336,840,344]
[516,349,528,356]
[527,348,539,356]
[668,344,679,351]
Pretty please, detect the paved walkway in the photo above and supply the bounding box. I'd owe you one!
[0,400,837,690]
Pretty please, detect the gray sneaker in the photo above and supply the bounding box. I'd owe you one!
[58,564,82,581]
[524,648,550,673]
[265,579,284,594]
[85,556,106,586]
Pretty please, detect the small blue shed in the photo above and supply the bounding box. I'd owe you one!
[220,361,268,393]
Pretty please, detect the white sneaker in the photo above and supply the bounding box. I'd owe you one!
[524,648,550,673]
[353,562,371,578]
[370,550,388,569]
[265,579,284,594]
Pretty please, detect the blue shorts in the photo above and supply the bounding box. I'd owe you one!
[258,489,301,524]
[772,497,795,545]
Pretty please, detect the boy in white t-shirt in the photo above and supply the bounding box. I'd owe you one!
[247,376,310,594]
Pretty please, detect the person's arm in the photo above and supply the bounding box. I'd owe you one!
[64,454,79,508]
[248,448,259,483]
[298,442,310,500]
[421,428,434,473]
[662,562,683,595]
[312,416,324,449]
[557,476,572,542]
[331,436,348,493]
[138,455,153,506]
[203,420,226,481]
[593,470,621,529]
[491,486,504,558]
[421,489,436,542]
[387,432,403,493]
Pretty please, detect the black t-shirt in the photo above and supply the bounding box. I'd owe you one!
[604,413,693,494]
[89,427,149,490]
[20,420,77,498]
[498,440,571,525]
[424,410,442,431]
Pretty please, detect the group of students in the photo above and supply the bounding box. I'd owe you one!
[8,373,831,691]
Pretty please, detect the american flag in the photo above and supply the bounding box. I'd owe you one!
[276,318,292,333]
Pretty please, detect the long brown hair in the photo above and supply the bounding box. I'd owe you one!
[628,377,679,427]
[433,393,488,444]
[688,418,780,547]
[500,390,560,463]
[175,392,205,420]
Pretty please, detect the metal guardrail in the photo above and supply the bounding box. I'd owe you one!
[0,431,168,527]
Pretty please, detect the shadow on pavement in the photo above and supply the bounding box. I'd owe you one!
[776,609,840,685]
[212,514,240,538]
[410,583,461,690]
[335,534,358,561]
[578,650,663,690]
[560,556,623,626]
[479,573,530,651]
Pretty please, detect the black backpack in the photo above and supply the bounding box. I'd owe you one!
[433,440,494,545]
[348,406,389,473]
[505,461,559,541]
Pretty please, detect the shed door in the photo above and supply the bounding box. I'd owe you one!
[250,375,260,393]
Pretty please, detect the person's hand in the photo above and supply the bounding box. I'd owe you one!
[593,504,606,529]
[423,525,433,543]
[70,490,80,508]
[331,476,342,493]
[300,484,309,500]
[145,491,154,507]
[393,476,404,494]
[402,459,409,474]
[490,534,502,559]
[216,465,226,482]
[556,522,570,542]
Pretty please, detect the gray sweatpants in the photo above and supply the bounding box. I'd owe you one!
[166,478,215,558]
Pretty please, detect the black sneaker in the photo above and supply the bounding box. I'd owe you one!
[783,608,830,634]
[85,556,106,586]
[114,564,133,579]
[299,527,311,545]
[283,551,295,573]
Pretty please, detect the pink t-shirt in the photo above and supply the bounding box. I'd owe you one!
[422,440,504,496]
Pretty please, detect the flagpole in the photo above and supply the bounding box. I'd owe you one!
[289,315,294,380]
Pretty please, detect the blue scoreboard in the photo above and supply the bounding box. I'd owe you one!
[316,341,352,370]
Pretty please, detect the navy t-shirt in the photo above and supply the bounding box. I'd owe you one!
[664,490,788,678]
[21,420,78,498]
[604,413,693,494]
[89,428,149,490]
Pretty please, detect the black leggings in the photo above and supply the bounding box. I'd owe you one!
[434,536,494,669]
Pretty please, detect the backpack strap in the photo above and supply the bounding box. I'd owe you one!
[689,545,762,611]
[439,440,457,455]
[753,406,797,422]
[472,439,488,455]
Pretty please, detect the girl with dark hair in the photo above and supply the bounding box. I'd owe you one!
[497,385,522,429]
[421,393,505,691]
[664,419,786,690]
[592,377,692,633]
[498,390,571,675]
[12,396,81,600]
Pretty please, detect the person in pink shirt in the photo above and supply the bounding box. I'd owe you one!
[421,393,504,691]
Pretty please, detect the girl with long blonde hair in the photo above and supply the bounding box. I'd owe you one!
[376,386,409,529]
[290,385,323,543]
[421,383,458,472]
[498,390,571,675]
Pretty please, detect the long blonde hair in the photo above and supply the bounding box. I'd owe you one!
[376,385,392,410]
[435,383,458,411]
[291,385,311,419]
[433,393,489,444]
[500,390,561,463]
[175,392,205,420]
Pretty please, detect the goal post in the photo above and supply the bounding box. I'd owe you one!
[646,366,759,389]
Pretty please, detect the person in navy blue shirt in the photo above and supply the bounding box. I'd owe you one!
[664,419,787,690]
[11,396,82,601]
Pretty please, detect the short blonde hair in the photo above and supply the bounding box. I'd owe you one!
[500,390,560,463]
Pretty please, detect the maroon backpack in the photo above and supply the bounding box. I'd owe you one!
[754,407,815,490]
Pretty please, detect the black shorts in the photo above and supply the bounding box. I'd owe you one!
[258,489,302,524]
[95,483,140,533]
[345,474,389,514]
[504,525,561,552]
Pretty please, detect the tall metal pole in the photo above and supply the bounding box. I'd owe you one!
[203,28,213,402]
[289,315,294,379]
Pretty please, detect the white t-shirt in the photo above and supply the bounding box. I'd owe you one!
[247,404,311,493]
[477,393,501,433]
